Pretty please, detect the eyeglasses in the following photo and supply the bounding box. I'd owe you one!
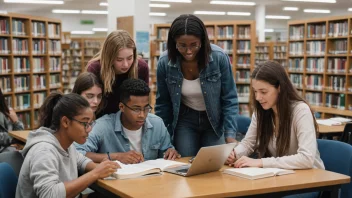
[122,103,153,115]
[176,44,201,52]
[71,118,96,130]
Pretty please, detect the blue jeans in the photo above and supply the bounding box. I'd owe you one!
[173,104,226,157]
[283,191,319,198]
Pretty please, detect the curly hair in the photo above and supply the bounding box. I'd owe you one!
[119,79,150,103]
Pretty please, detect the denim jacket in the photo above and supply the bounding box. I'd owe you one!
[75,111,174,160]
[155,44,239,139]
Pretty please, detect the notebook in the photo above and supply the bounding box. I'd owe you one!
[223,167,295,180]
[111,159,187,179]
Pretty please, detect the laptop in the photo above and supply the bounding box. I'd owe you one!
[164,143,236,177]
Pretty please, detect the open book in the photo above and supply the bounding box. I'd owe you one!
[223,168,295,180]
[112,159,187,179]
[317,119,342,126]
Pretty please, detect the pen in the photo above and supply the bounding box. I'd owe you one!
[107,152,112,161]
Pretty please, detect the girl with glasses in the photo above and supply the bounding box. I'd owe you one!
[87,30,149,118]
[16,92,119,198]
[155,14,240,157]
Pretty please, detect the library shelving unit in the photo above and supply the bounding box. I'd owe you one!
[288,15,352,118]
[255,42,287,67]
[0,13,62,129]
[150,21,256,116]
[255,42,273,65]
[273,42,287,68]
[60,36,105,93]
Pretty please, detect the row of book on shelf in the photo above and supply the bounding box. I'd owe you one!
[289,21,349,40]
[0,57,61,73]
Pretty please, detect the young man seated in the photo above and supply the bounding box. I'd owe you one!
[75,79,180,164]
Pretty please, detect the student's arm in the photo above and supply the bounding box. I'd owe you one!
[219,53,239,142]
[234,113,258,158]
[261,104,317,169]
[157,119,179,160]
[64,160,118,198]
[154,56,173,134]
[8,108,24,130]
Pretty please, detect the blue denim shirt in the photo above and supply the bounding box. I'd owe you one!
[75,111,174,160]
[155,44,239,139]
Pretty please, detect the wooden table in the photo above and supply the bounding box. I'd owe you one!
[318,124,345,139]
[9,130,30,143]
[93,158,350,198]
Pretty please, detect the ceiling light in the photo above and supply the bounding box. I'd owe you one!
[194,11,226,15]
[348,8,352,11]
[283,7,299,11]
[71,31,94,35]
[150,12,167,16]
[150,0,191,3]
[265,29,274,32]
[81,10,108,15]
[99,2,108,6]
[227,12,251,16]
[150,3,170,7]
[4,0,64,4]
[282,0,335,3]
[210,1,255,6]
[304,9,330,13]
[52,9,80,14]
[266,15,291,19]
[92,28,108,32]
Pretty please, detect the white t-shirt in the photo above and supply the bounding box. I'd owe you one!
[123,126,142,153]
[181,78,206,111]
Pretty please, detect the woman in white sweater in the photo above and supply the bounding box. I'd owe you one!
[227,61,324,171]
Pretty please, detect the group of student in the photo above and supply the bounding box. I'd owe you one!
[0,14,324,198]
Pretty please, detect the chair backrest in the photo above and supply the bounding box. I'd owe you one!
[236,115,251,135]
[0,151,24,177]
[317,139,352,198]
[340,123,352,145]
[0,162,18,198]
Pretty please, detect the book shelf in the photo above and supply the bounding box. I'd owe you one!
[255,42,273,65]
[150,21,256,117]
[60,36,105,93]
[0,13,62,129]
[288,15,352,118]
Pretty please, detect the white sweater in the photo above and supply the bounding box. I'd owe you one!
[235,102,325,170]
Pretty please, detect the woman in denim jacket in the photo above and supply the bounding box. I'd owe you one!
[155,14,239,157]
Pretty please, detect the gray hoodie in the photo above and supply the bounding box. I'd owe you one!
[16,127,92,198]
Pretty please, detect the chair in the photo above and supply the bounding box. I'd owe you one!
[236,115,251,135]
[0,162,18,198]
[317,139,352,198]
[340,123,352,145]
[0,151,24,177]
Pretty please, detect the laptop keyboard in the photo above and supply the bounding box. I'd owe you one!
[176,168,189,173]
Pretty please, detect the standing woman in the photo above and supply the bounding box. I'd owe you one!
[0,88,24,152]
[87,30,149,118]
[72,72,103,117]
[155,14,239,157]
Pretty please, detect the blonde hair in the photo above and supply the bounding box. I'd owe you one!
[88,30,138,94]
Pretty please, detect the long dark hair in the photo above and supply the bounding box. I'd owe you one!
[251,61,318,158]
[72,72,104,115]
[39,92,90,130]
[167,14,211,69]
[0,88,10,119]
